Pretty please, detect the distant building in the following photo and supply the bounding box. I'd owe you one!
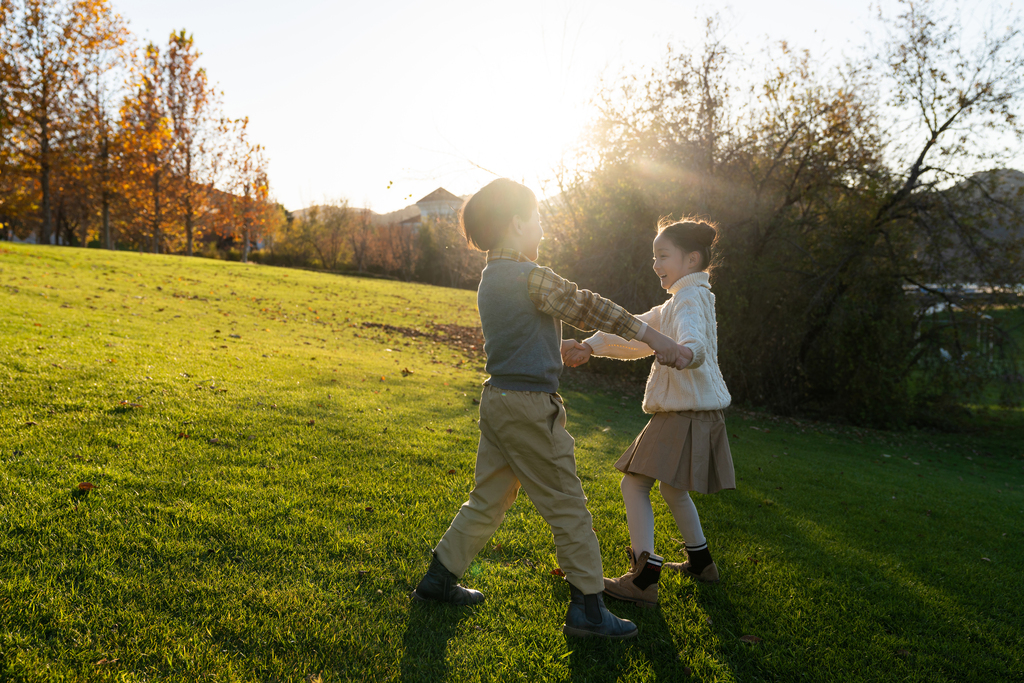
[415,187,463,221]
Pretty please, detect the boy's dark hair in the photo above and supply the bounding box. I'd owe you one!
[657,217,718,272]
[459,178,538,251]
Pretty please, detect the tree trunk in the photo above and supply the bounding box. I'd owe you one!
[151,173,161,254]
[102,197,111,249]
[40,127,52,245]
[186,212,193,256]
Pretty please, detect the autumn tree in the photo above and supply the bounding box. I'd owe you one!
[3,0,123,244]
[348,208,373,272]
[119,42,175,252]
[165,29,227,256]
[295,200,352,271]
[228,118,268,263]
[77,5,128,248]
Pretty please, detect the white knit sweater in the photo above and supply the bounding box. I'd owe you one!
[583,271,732,413]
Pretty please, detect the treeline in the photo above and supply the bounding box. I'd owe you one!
[0,0,281,256]
[257,200,483,289]
[544,2,1024,426]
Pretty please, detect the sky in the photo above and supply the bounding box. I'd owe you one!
[108,0,999,214]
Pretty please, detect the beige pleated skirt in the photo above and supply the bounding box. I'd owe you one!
[615,410,735,494]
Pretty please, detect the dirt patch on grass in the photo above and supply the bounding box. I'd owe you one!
[360,322,484,358]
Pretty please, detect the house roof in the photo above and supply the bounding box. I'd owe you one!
[416,187,462,204]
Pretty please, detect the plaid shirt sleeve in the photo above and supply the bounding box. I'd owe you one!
[527,266,645,340]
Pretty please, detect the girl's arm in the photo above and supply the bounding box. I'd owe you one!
[583,305,662,360]
[675,295,709,369]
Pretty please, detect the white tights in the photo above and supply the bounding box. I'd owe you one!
[619,473,706,557]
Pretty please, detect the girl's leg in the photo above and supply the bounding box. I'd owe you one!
[620,473,657,556]
[660,481,715,576]
[604,473,663,606]
[658,481,706,548]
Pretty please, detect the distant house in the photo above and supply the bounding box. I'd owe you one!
[395,188,465,228]
[415,187,463,220]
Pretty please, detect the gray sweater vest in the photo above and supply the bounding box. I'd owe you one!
[477,259,562,393]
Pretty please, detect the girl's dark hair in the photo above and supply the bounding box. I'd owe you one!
[656,217,718,271]
[459,178,537,251]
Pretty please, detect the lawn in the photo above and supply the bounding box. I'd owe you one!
[1,243,1022,682]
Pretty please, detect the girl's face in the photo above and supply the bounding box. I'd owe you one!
[652,234,702,289]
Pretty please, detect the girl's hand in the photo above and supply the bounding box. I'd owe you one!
[655,343,693,370]
[561,340,592,367]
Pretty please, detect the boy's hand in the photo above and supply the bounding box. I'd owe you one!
[561,340,592,367]
[640,328,692,370]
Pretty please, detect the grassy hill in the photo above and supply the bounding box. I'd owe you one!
[1,243,1022,682]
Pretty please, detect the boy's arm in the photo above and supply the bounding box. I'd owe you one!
[528,266,689,369]
[527,266,645,340]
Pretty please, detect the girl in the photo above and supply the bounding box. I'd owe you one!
[563,218,734,607]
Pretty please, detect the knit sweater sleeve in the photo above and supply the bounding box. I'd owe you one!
[675,293,708,369]
[583,305,661,360]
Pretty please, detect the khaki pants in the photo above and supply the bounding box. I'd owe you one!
[434,384,605,594]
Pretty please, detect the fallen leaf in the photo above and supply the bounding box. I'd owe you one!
[307,419,315,426]
[551,568,565,577]
[365,506,374,512]
[25,421,38,426]
[472,398,480,405]
[739,635,762,644]
[981,557,991,562]
[447,469,457,474]
[178,432,190,439]
[401,368,413,377]
[94,658,118,666]
[896,649,911,657]
[78,482,96,491]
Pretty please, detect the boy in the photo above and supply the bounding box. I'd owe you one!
[412,179,689,639]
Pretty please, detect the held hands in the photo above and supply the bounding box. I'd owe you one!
[561,340,593,367]
[640,328,693,370]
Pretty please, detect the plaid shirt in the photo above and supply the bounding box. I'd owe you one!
[486,248,645,340]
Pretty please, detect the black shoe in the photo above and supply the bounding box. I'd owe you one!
[411,553,485,605]
[562,583,638,639]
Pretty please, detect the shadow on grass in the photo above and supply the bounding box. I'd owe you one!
[400,600,472,683]
[564,599,705,682]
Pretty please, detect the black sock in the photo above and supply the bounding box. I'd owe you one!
[632,554,664,590]
[685,542,712,574]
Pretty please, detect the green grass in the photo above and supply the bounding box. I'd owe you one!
[1,243,1022,682]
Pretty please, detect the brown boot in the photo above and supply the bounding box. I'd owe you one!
[664,557,720,583]
[602,548,662,608]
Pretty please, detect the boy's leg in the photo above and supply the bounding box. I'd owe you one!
[482,389,604,595]
[433,419,520,578]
